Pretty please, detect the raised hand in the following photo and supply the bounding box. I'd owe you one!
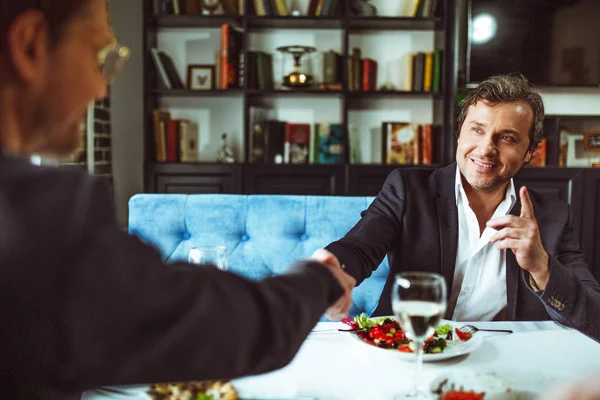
[311,249,356,320]
[487,186,550,289]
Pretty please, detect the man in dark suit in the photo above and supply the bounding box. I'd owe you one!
[315,74,600,340]
[0,0,355,398]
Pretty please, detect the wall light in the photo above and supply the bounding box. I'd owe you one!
[472,13,497,44]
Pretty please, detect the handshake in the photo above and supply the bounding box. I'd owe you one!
[310,249,357,320]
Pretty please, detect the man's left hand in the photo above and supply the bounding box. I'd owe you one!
[488,186,550,289]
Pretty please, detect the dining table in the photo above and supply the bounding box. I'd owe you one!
[83,320,600,400]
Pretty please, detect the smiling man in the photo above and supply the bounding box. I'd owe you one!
[314,74,600,339]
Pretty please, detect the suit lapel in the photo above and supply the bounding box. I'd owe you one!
[434,164,459,313]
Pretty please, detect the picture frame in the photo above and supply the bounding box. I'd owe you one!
[567,134,600,167]
[187,65,215,90]
[584,132,600,152]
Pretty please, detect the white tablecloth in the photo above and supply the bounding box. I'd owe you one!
[83,321,600,400]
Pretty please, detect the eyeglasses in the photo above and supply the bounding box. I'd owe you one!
[98,42,130,84]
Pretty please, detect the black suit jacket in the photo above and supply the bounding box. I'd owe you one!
[0,152,343,399]
[326,163,600,340]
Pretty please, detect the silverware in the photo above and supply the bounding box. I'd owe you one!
[310,327,366,334]
[458,324,513,334]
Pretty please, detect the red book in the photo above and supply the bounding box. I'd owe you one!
[284,123,311,164]
[369,59,378,90]
[220,24,229,89]
[422,124,433,165]
[166,119,180,162]
[362,58,371,91]
[362,58,377,91]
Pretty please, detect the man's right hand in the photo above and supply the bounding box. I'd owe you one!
[311,249,356,320]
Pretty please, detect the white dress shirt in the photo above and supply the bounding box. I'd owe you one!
[450,166,517,321]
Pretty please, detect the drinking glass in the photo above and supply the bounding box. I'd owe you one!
[391,272,447,399]
[188,246,229,271]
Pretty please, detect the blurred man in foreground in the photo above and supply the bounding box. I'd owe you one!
[0,1,355,398]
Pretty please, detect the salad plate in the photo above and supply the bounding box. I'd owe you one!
[344,314,483,362]
[430,370,540,399]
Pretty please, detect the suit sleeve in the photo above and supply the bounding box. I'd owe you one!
[324,169,406,286]
[523,208,600,341]
[56,177,344,392]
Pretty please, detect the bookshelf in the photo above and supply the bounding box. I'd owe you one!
[142,0,458,196]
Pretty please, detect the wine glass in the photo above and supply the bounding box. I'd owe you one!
[188,245,229,271]
[391,272,447,400]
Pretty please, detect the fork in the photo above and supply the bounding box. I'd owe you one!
[310,327,367,334]
[458,324,513,334]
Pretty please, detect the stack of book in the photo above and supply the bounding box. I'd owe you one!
[249,108,345,164]
[246,52,274,90]
[348,47,443,92]
[152,110,199,163]
[381,122,434,165]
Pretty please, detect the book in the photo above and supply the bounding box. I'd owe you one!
[220,24,244,89]
[318,123,344,164]
[527,137,547,167]
[150,48,172,89]
[382,122,419,165]
[157,51,184,89]
[179,121,199,162]
[307,0,320,16]
[272,0,289,15]
[265,121,286,164]
[284,123,311,164]
[152,110,171,162]
[249,107,274,163]
[253,0,266,15]
[422,124,433,165]
[185,0,201,14]
[423,52,433,92]
[166,119,180,162]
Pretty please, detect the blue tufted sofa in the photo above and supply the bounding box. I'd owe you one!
[128,194,389,319]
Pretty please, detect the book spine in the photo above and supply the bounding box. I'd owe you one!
[362,59,371,91]
[166,119,180,162]
[220,24,229,89]
[150,48,172,89]
[307,0,319,16]
[422,124,433,165]
[424,51,433,92]
[253,0,266,15]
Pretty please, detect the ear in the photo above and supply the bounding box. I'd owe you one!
[5,10,49,83]
[523,148,534,164]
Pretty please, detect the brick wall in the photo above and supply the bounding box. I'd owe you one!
[93,96,113,192]
[60,95,113,195]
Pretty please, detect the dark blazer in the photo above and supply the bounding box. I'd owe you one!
[0,152,343,399]
[326,163,600,340]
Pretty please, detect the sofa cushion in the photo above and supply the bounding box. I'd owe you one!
[128,194,389,319]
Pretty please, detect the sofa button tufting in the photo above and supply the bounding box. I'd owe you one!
[300,234,308,240]
[241,235,249,242]
[182,233,191,240]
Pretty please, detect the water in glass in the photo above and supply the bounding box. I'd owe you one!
[188,246,229,271]
[391,272,447,400]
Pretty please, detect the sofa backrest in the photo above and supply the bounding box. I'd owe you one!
[128,194,389,318]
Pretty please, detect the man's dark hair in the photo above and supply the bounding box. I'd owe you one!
[456,73,545,152]
[0,0,92,54]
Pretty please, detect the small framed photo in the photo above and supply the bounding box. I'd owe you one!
[584,132,600,152]
[187,65,215,90]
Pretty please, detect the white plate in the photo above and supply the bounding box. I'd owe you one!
[430,370,541,399]
[349,318,483,362]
